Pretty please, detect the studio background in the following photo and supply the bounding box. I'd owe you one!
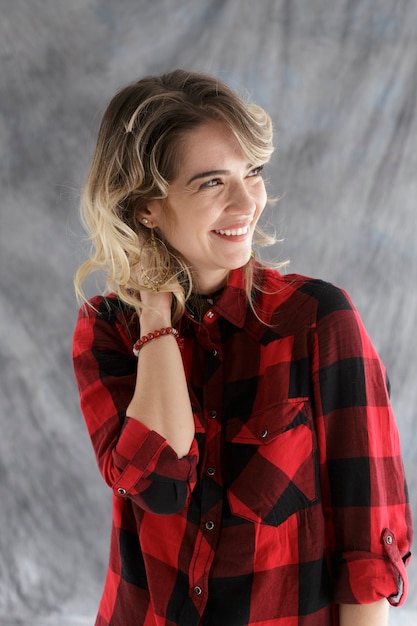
[0,1,415,624]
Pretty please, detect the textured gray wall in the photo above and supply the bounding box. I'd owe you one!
[0,1,416,624]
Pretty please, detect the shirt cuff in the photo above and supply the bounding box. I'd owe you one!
[112,417,199,499]
[333,529,410,607]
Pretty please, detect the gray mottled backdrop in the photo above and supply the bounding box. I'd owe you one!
[0,1,416,624]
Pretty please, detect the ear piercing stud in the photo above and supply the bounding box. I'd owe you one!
[142,218,149,225]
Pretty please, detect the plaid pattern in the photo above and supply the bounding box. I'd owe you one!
[72,265,412,626]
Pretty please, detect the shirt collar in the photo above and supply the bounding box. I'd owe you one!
[209,266,249,328]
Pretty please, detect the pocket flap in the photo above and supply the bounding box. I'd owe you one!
[225,398,310,445]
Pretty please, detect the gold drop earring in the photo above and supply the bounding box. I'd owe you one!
[140,222,170,291]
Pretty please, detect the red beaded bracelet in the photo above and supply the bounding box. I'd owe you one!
[133,327,180,356]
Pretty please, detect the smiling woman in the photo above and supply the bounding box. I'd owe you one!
[72,70,412,626]
[74,70,276,323]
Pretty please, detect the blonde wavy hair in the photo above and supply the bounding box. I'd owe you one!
[74,69,283,323]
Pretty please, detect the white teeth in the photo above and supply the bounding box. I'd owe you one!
[215,226,249,236]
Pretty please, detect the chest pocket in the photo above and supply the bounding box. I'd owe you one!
[224,399,318,527]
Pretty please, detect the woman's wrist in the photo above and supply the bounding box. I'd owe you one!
[133,327,180,356]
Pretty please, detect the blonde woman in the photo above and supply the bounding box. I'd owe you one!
[72,70,412,626]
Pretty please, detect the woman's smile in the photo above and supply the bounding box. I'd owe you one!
[213,224,250,237]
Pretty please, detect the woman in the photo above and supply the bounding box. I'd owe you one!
[72,69,412,626]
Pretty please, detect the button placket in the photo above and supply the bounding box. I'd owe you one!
[193,322,222,602]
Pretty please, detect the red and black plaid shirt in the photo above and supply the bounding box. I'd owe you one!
[72,265,412,626]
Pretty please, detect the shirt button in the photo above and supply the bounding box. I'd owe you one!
[117,487,127,495]
[386,535,393,545]
[194,586,202,595]
[211,349,218,357]
[205,521,215,531]
[261,429,268,438]
[207,467,215,476]
[209,410,217,419]
[207,311,214,319]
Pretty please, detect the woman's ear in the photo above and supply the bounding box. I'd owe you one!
[137,199,162,229]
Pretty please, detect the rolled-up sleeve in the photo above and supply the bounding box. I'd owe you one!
[72,297,199,514]
[311,284,412,606]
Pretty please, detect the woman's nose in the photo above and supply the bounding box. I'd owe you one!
[227,180,257,214]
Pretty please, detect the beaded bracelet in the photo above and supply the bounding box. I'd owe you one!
[133,327,180,356]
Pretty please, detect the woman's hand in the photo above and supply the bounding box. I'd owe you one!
[339,599,389,626]
[138,288,173,334]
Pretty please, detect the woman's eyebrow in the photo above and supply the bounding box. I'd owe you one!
[186,170,231,185]
[186,164,253,185]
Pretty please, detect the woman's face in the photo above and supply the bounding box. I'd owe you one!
[145,121,267,294]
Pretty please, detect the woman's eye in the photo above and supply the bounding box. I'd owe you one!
[248,165,264,178]
[200,178,221,189]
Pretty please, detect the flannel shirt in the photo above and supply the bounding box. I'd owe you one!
[72,265,412,626]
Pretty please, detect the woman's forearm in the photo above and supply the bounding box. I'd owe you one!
[339,598,389,626]
[126,308,195,458]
